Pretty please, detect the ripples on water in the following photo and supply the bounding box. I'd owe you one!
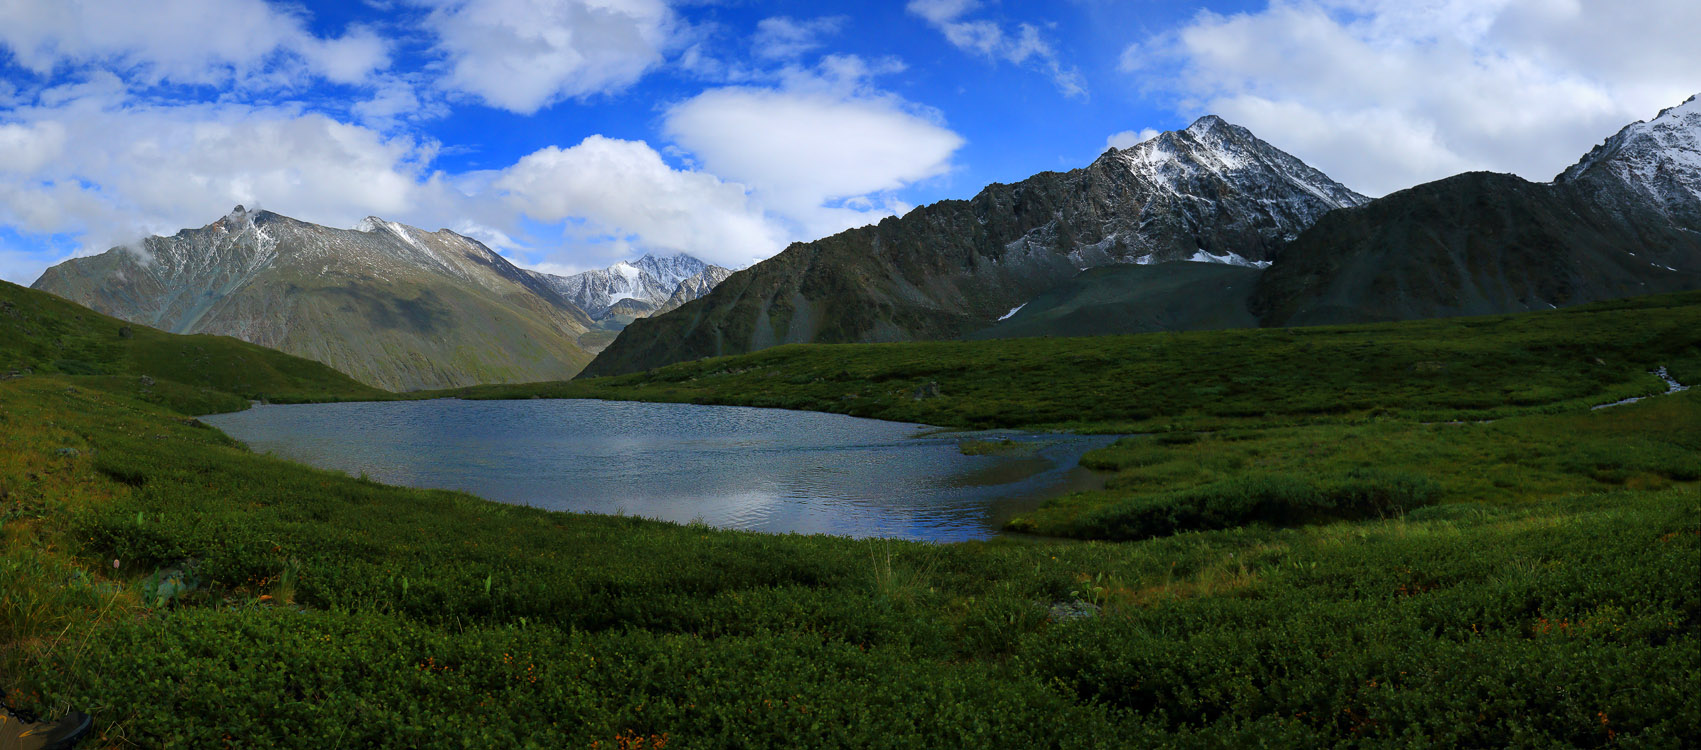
[203,399,1114,542]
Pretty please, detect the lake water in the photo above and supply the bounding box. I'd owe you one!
[202,399,1115,542]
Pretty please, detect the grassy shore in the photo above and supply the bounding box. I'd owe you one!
[437,290,1701,433]
[2,281,1698,746]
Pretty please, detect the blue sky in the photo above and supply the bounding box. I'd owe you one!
[0,0,1696,283]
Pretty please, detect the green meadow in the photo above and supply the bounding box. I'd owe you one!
[442,291,1701,433]
[2,280,1698,747]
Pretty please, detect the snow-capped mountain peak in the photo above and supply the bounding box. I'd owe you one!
[1109,116,1366,212]
[525,253,730,320]
[1184,114,1230,136]
[1558,93,1701,212]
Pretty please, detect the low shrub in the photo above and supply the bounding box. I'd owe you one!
[1070,470,1440,541]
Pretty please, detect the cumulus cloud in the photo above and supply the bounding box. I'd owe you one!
[1133,0,1701,196]
[1106,129,1159,150]
[495,135,788,268]
[0,78,797,281]
[752,16,845,61]
[417,0,678,114]
[662,57,965,240]
[905,0,1085,98]
[0,0,390,86]
[0,81,450,266]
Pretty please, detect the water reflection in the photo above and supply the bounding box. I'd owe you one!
[204,399,1114,542]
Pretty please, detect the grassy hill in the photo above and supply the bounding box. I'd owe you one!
[3,286,1697,746]
[3,280,390,412]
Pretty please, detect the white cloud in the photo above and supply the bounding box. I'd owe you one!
[662,57,964,240]
[752,16,845,61]
[0,78,796,282]
[418,0,678,114]
[0,0,390,86]
[1136,0,1701,196]
[1106,129,1159,150]
[905,0,1085,98]
[0,80,455,281]
[494,135,787,268]
[0,120,68,174]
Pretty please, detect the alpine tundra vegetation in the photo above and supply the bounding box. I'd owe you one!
[3,277,1698,746]
[3,0,1700,747]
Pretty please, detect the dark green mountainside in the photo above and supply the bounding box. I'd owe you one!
[1255,96,1701,325]
[967,262,1260,340]
[1253,170,1701,325]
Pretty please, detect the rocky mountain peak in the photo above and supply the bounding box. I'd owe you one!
[1184,114,1232,136]
[524,253,728,321]
[1103,116,1367,213]
[1556,93,1701,210]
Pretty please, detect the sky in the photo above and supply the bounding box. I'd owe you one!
[0,0,1696,285]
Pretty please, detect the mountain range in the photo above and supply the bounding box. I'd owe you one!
[583,115,1369,377]
[28,95,1701,388]
[31,210,727,390]
[591,95,1701,376]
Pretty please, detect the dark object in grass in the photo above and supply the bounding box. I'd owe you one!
[1,690,92,750]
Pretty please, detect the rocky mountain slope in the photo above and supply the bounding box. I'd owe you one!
[584,115,1367,377]
[1253,95,1701,326]
[32,208,598,391]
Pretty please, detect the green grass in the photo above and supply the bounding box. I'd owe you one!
[2,377,1696,747]
[1012,393,1701,538]
[2,284,1699,746]
[441,290,1701,433]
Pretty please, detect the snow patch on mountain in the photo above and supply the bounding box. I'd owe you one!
[1187,250,1271,269]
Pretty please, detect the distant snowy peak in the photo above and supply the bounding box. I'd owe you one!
[1109,115,1369,211]
[1559,94,1701,209]
[528,253,729,320]
[632,253,712,290]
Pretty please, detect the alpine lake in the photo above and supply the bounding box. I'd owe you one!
[202,399,1114,542]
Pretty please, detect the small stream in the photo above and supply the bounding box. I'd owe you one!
[1592,367,1691,410]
